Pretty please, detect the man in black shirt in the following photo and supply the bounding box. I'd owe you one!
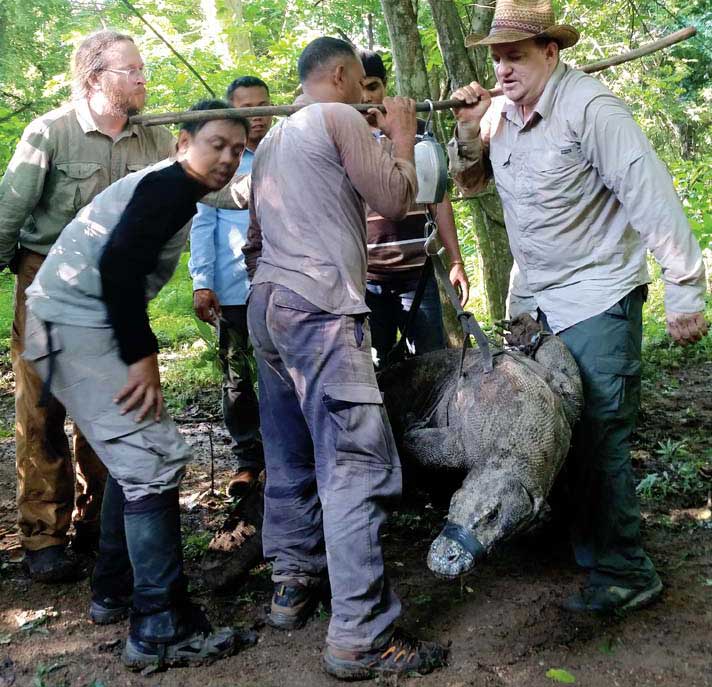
[25,101,256,671]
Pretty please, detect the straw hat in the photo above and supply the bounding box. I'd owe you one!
[466,0,579,49]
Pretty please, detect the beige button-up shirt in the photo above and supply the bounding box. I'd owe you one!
[448,61,706,333]
[0,99,174,266]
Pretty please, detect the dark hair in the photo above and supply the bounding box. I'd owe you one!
[179,99,250,138]
[72,30,135,99]
[226,75,270,101]
[298,37,357,83]
[358,49,387,83]
[534,35,561,49]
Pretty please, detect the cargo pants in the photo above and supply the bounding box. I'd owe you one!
[12,250,107,551]
[541,285,657,588]
[22,312,191,503]
[218,305,264,472]
[247,283,402,652]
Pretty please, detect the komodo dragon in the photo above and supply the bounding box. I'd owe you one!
[202,315,583,588]
[378,315,583,579]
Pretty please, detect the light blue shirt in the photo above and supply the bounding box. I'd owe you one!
[188,148,253,306]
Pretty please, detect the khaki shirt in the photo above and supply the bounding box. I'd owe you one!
[0,99,174,265]
[247,95,417,315]
[448,61,707,333]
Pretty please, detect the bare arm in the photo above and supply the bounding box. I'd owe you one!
[432,194,469,305]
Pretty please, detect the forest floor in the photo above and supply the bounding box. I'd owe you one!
[0,355,711,687]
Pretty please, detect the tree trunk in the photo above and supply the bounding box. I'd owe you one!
[219,0,253,57]
[428,0,512,323]
[379,0,432,100]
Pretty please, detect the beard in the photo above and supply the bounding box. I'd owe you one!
[102,79,146,117]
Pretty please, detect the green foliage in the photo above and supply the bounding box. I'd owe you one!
[546,668,577,683]
[182,529,212,560]
[636,439,710,501]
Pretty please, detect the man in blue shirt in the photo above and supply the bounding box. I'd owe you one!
[189,76,272,497]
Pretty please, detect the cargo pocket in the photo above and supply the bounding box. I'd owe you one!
[591,355,641,414]
[323,383,397,469]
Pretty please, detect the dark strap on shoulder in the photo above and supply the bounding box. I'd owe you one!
[386,256,434,367]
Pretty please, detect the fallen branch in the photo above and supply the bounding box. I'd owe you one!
[129,26,696,127]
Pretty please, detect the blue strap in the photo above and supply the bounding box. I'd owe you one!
[440,521,486,560]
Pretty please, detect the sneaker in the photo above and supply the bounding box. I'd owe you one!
[122,626,257,671]
[267,580,323,630]
[25,545,83,583]
[563,575,663,613]
[226,469,258,499]
[90,596,130,625]
[323,629,448,681]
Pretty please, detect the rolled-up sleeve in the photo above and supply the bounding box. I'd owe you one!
[323,104,417,220]
[447,121,490,198]
[581,95,707,314]
[188,202,217,292]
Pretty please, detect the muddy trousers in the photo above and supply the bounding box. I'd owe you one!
[12,249,106,551]
[542,286,657,588]
[247,283,402,652]
[218,305,264,472]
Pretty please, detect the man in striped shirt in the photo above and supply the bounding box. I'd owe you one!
[360,50,469,368]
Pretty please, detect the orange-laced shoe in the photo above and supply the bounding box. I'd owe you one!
[322,629,448,681]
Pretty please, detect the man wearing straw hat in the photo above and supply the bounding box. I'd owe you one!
[448,0,708,613]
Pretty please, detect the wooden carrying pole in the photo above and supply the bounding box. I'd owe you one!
[130,26,697,127]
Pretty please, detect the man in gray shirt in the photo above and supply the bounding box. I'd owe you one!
[245,37,447,680]
[449,0,708,613]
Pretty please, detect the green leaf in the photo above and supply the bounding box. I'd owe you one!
[546,668,576,684]
[0,632,11,644]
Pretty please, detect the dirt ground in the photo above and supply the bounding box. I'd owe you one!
[0,361,710,687]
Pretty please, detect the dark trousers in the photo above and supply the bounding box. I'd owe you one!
[247,283,402,651]
[219,305,263,471]
[366,272,446,369]
[541,286,657,588]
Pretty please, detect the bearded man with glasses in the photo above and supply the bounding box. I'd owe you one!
[0,30,174,583]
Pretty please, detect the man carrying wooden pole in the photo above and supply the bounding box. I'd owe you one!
[447,0,708,613]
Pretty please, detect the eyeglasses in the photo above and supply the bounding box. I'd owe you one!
[102,66,151,81]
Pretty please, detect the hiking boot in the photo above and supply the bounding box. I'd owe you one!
[267,580,323,630]
[563,574,663,613]
[89,596,131,625]
[323,629,448,681]
[25,545,83,583]
[227,469,259,499]
[122,625,257,671]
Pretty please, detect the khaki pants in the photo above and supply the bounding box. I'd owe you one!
[11,249,107,551]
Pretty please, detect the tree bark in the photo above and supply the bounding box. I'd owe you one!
[219,0,253,57]
[379,0,432,100]
[428,0,512,323]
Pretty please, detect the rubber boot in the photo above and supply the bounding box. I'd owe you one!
[90,476,132,625]
[121,488,255,671]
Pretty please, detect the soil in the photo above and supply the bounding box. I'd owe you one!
[0,361,710,687]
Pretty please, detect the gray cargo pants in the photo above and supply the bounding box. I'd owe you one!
[22,311,191,502]
[247,282,402,652]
